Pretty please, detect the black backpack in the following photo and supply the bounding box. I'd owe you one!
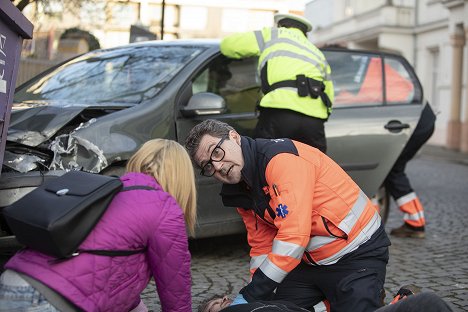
[3,170,152,260]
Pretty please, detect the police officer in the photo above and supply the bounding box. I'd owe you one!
[220,13,334,153]
[385,103,437,238]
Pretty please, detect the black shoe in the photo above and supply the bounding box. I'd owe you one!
[390,223,425,238]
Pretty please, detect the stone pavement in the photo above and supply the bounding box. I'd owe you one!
[141,144,468,311]
[384,145,468,311]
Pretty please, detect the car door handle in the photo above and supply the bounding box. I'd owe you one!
[384,120,410,133]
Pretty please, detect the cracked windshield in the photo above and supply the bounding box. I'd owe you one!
[14,46,204,105]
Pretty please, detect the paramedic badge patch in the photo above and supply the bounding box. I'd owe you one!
[276,204,288,218]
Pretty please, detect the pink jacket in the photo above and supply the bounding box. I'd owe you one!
[6,172,192,312]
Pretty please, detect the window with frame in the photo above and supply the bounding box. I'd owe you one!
[384,57,415,104]
[327,51,383,107]
[192,56,261,114]
[326,51,418,107]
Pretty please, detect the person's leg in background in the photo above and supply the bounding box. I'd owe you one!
[384,104,436,238]
[376,292,453,312]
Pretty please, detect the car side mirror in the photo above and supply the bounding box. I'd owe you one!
[180,92,227,117]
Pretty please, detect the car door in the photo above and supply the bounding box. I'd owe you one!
[176,54,260,238]
[324,49,424,198]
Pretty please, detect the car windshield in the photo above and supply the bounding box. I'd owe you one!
[14,45,204,105]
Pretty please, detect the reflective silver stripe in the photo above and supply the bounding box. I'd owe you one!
[264,37,326,64]
[250,254,268,271]
[259,50,326,78]
[338,190,368,234]
[259,258,288,283]
[313,301,328,312]
[272,239,304,260]
[306,235,337,252]
[396,192,417,207]
[404,210,425,221]
[317,211,381,265]
[306,191,370,253]
[270,28,278,40]
[254,30,265,53]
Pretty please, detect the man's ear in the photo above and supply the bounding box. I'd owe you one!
[229,130,241,145]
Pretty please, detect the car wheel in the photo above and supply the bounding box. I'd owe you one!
[372,185,390,224]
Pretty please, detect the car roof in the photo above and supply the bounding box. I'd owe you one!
[94,39,407,62]
[108,38,221,50]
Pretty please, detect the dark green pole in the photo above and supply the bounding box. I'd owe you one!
[160,0,165,40]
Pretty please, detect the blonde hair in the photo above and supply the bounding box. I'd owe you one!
[126,139,197,235]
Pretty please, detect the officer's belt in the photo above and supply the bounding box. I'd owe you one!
[261,73,332,116]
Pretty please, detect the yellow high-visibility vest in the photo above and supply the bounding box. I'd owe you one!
[221,27,334,119]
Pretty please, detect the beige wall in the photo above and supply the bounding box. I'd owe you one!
[16,58,60,87]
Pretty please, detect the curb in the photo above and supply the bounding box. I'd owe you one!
[418,144,468,166]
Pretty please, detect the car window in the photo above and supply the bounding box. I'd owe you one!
[326,50,419,108]
[383,56,416,104]
[327,51,383,107]
[14,45,204,105]
[192,56,260,113]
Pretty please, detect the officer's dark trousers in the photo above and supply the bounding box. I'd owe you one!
[254,107,327,153]
[384,104,436,199]
[274,226,390,312]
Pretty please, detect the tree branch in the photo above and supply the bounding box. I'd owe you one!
[13,0,33,12]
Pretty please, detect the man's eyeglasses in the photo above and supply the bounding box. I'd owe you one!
[200,137,226,177]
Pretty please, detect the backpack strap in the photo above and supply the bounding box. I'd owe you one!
[75,247,148,257]
[121,185,156,191]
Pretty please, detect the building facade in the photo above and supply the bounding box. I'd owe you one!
[16,0,305,83]
[19,0,305,53]
[305,0,468,151]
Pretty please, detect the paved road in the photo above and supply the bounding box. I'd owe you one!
[142,147,468,311]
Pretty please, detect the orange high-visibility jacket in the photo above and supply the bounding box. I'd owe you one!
[221,136,383,301]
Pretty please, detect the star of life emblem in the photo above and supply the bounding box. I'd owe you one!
[276,204,288,218]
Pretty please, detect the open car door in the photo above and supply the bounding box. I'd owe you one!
[324,49,425,198]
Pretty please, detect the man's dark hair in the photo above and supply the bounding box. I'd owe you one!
[277,19,308,35]
[184,119,234,162]
[198,294,225,312]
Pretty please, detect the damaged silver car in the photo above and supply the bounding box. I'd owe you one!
[0,40,425,249]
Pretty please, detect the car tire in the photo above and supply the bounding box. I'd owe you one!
[372,185,390,224]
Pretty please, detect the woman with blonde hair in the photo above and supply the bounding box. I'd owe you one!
[1,139,197,312]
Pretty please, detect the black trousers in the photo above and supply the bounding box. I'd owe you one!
[221,292,453,312]
[376,292,453,312]
[221,300,309,312]
[384,104,436,199]
[273,227,390,312]
[254,107,327,153]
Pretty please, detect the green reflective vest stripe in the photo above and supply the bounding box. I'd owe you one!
[220,27,334,119]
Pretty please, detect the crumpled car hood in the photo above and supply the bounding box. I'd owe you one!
[5,101,113,173]
[8,102,88,147]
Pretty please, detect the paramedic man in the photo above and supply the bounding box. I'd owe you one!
[220,13,334,153]
[185,119,391,312]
